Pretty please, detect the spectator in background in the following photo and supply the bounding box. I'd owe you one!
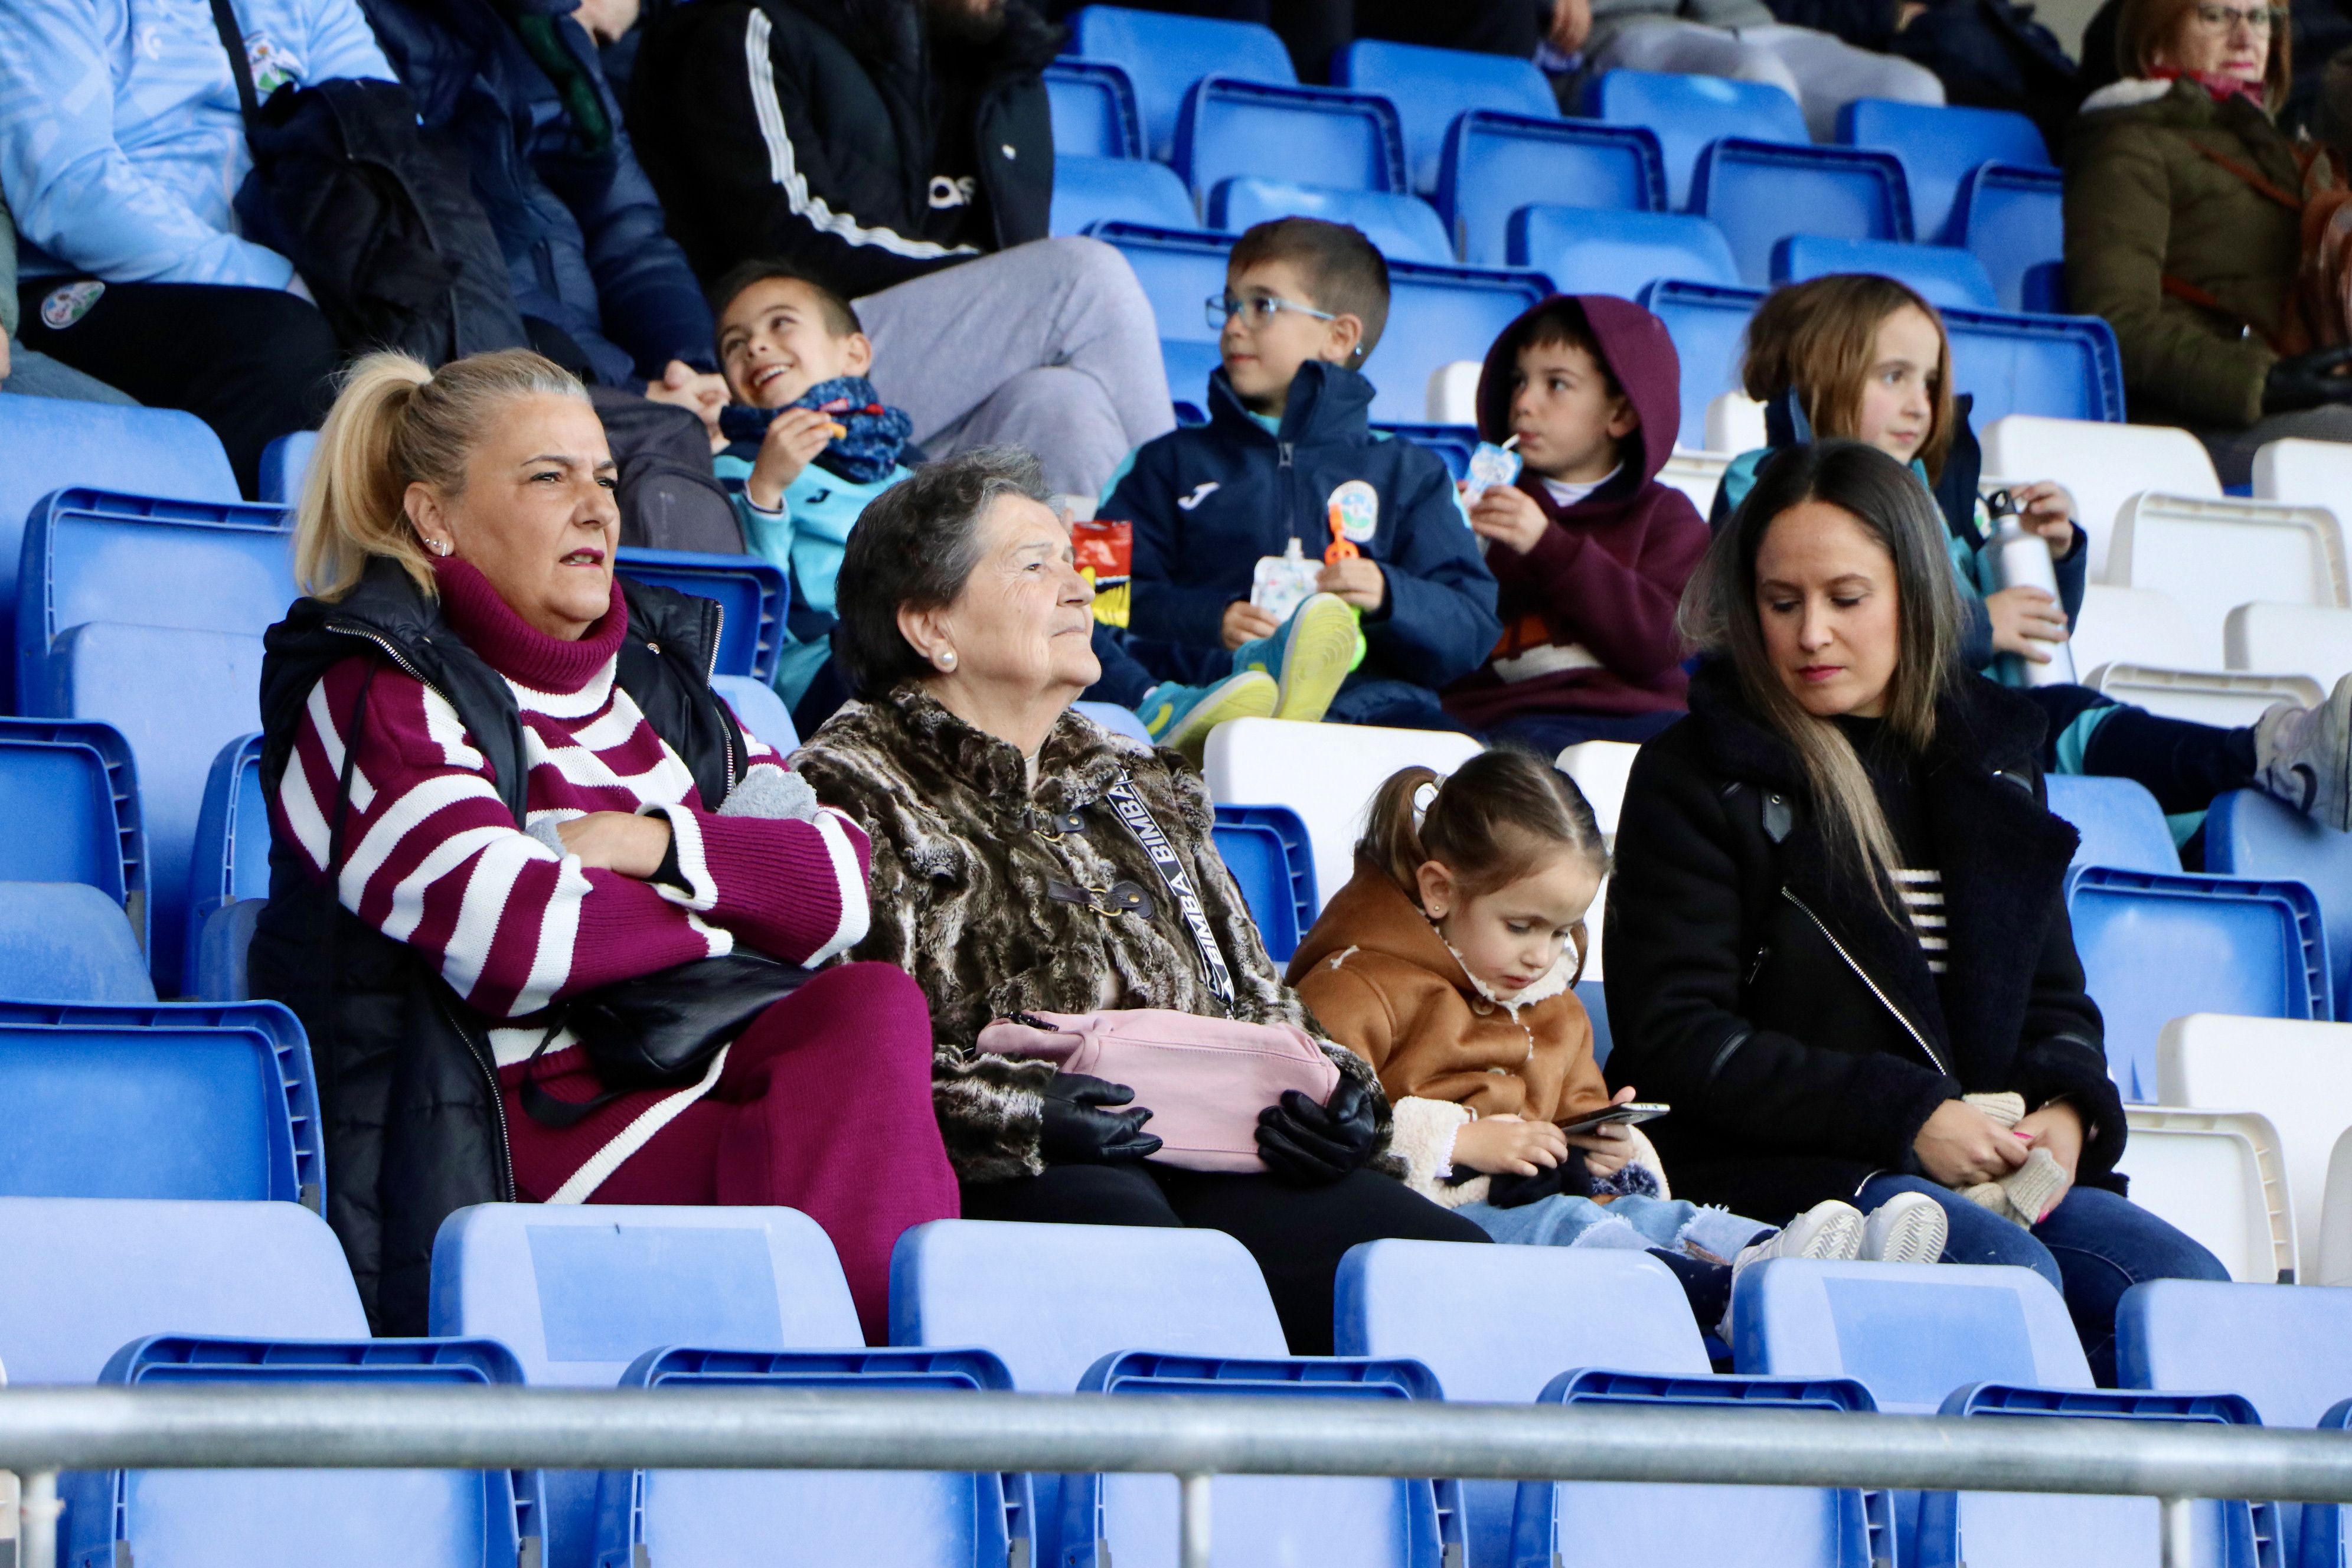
[0,197,136,406]
[1548,0,1944,140]
[2079,0,2352,138]
[0,0,385,491]
[624,0,1172,499]
[2067,0,2352,484]
[361,0,715,391]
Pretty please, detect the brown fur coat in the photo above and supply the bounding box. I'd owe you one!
[793,684,1393,1184]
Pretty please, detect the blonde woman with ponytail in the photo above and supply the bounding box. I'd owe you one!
[1607,439,2226,1382]
[251,349,955,1345]
[1288,749,1941,1340]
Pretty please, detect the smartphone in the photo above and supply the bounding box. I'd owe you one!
[1558,1102,1670,1136]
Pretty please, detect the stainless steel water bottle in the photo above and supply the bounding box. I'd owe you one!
[1985,488,2079,687]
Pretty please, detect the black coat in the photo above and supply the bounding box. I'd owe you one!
[1602,662,2125,1222]
[249,560,746,1333]
[626,0,1056,297]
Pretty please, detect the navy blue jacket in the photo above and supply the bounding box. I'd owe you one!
[1105,361,1501,694]
[364,0,714,384]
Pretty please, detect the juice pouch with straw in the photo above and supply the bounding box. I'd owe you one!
[1250,537,1322,622]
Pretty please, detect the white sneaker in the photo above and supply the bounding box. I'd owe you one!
[1720,1201,1866,1339]
[1732,1200,1866,1276]
[1861,1191,1949,1264]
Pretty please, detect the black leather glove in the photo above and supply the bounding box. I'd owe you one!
[2263,345,2352,413]
[1040,1072,1162,1164]
[1256,1076,1380,1186]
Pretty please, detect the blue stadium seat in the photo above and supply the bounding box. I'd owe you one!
[1735,1259,2092,1410]
[1771,234,1999,311]
[1213,819,1302,960]
[432,1203,868,1566]
[1941,305,2125,425]
[1376,261,1553,426]
[185,733,266,995]
[192,899,263,1002]
[2067,870,2327,1099]
[2119,1279,2352,1567]
[1164,338,1229,411]
[1336,1243,1888,1568]
[1917,1384,2273,1568]
[1066,6,1296,162]
[893,1219,1289,1567]
[2021,260,2068,312]
[1053,154,1198,236]
[61,1335,544,1568]
[1511,207,1740,298]
[1062,1353,1465,1568]
[31,622,264,996]
[1836,99,2050,243]
[615,546,789,683]
[0,716,145,941]
[1075,699,1154,743]
[2044,774,2181,879]
[1045,58,1144,158]
[1951,164,2065,313]
[1207,177,1452,264]
[1440,113,1665,266]
[1214,801,1319,927]
[0,997,320,1205]
[15,487,295,713]
[0,881,155,1003]
[0,1194,367,1384]
[1092,222,1232,366]
[0,396,239,695]
[596,1346,1032,1568]
[257,430,319,505]
[1585,70,1811,209]
[1639,279,1768,447]
[2207,789,2352,1020]
[1334,39,1558,195]
[1374,423,1479,480]
[712,674,801,753]
[1577,979,1612,1063]
[1691,141,1913,286]
[1175,77,1409,200]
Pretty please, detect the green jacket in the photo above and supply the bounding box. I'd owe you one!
[2064,77,2302,429]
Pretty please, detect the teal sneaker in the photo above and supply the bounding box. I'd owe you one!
[1233,591,1358,724]
[1141,668,1279,766]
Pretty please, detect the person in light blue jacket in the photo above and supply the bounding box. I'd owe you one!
[707,261,916,711]
[0,0,394,488]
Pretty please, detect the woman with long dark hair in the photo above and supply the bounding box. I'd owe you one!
[1605,440,2226,1381]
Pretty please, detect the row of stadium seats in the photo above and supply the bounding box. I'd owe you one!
[4,1197,2349,1568]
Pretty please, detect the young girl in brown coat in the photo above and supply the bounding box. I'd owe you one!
[1288,751,1948,1327]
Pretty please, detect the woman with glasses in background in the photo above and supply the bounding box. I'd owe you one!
[2066,0,2352,484]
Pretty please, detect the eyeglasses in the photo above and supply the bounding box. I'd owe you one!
[2190,3,2285,32]
[1205,292,1336,331]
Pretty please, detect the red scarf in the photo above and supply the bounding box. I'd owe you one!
[2152,64,2267,107]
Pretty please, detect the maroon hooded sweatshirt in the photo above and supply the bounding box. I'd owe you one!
[1443,295,1710,730]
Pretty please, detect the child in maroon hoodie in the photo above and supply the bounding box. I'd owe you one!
[1443,296,1710,754]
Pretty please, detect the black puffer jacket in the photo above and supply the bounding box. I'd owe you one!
[249,559,746,1333]
[626,0,1055,296]
[1602,661,2124,1223]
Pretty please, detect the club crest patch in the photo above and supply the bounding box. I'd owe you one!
[1328,479,1378,543]
[39,281,106,331]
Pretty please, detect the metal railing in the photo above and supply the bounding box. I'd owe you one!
[7,1384,2352,1568]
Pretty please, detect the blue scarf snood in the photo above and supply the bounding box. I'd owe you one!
[791,376,913,484]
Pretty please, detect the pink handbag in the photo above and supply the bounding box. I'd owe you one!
[977,1009,1342,1173]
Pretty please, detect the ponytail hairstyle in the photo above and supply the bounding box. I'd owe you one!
[1677,440,1962,907]
[294,348,589,602]
[1358,748,1610,923]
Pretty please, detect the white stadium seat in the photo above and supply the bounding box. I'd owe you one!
[1980,415,2220,583]
[2224,603,2352,689]
[2253,437,2352,509]
[2068,584,2202,681]
[2088,665,2320,727]
[2118,1106,2298,1284]
[2107,493,2349,668]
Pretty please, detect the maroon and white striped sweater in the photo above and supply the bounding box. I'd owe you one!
[270,559,872,1083]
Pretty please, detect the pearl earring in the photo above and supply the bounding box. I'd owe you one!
[424,535,453,557]
[937,649,958,671]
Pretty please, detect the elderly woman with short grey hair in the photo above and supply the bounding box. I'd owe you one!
[793,446,1487,1351]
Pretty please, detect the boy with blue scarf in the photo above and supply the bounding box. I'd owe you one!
[710,261,917,710]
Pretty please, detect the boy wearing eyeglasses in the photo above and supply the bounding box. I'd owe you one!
[1100,217,1500,757]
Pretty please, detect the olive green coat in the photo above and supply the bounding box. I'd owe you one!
[2064,77,2303,429]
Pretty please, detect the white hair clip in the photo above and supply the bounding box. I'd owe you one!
[1411,779,1440,828]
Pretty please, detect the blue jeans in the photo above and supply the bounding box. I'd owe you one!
[1857,1175,2229,1384]
[1456,1193,1772,1262]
